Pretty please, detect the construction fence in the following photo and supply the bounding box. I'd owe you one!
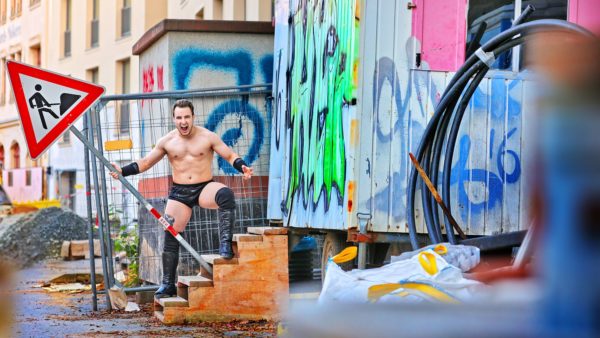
[86,84,272,287]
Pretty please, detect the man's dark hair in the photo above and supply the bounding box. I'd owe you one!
[172,99,194,116]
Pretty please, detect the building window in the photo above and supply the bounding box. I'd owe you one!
[63,0,72,57]
[213,0,222,20]
[90,0,99,48]
[120,0,131,37]
[60,130,70,144]
[25,169,31,186]
[117,59,130,135]
[0,0,6,24]
[9,0,21,18]
[8,51,20,103]
[0,57,6,105]
[466,0,568,70]
[29,44,41,67]
[87,67,99,84]
[7,171,12,187]
[29,0,40,8]
[10,142,19,169]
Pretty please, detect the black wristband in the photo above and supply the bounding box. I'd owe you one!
[121,162,140,177]
[232,158,247,174]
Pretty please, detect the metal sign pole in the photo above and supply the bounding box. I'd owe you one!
[69,118,213,275]
[82,114,98,311]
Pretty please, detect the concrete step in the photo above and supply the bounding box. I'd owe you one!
[246,227,287,236]
[233,234,263,242]
[201,254,239,265]
[178,275,213,287]
[156,296,189,308]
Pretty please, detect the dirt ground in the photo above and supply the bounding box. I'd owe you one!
[11,258,278,337]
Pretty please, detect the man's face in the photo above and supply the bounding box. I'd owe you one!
[173,107,194,136]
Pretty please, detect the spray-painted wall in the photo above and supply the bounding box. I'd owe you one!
[267,0,360,229]
[269,0,544,236]
[138,28,274,177]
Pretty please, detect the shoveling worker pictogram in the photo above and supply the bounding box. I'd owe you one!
[28,84,81,129]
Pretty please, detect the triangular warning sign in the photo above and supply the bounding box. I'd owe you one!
[6,61,105,159]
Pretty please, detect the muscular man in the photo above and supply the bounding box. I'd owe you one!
[109,99,253,298]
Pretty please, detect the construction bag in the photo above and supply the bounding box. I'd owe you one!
[318,246,482,304]
[391,243,480,272]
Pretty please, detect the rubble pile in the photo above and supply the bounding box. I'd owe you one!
[0,207,89,268]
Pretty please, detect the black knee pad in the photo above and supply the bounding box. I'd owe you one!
[215,187,236,210]
[163,214,180,253]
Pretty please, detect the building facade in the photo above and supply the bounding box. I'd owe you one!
[43,0,272,216]
[0,0,47,202]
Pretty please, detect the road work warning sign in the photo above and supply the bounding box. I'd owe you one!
[6,61,105,159]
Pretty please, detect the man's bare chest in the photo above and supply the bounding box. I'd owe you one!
[165,138,213,161]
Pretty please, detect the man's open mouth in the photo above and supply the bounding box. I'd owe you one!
[180,126,189,133]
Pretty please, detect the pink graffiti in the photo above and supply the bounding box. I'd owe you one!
[142,64,165,107]
[143,65,154,93]
[157,66,164,91]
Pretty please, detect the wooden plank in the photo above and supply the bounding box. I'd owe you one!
[246,227,287,236]
[157,296,189,308]
[178,275,213,287]
[104,139,133,151]
[60,241,70,258]
[232,234,263,242]
[200,254,239,265]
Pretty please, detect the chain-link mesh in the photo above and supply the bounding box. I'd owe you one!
[92,86,272,285]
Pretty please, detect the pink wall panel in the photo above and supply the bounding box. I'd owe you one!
[3,168,43,202]
[412,0,467,72]
[569,0,600,32]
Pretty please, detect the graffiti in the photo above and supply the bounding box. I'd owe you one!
[172,49,255,89]
[450,128,521,220]
[141,64,165,107]
[171,48,273,173]
[367,56,523,223]
[142,65,154,93]
[204,100,265,175]
[283,0,358,213]
[157,66,164,91]
[366,57,434,221]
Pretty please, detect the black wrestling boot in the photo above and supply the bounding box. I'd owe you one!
[154,251,178,299]
[218,208,235,259]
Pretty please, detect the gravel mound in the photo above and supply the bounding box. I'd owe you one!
[0,208,89,268]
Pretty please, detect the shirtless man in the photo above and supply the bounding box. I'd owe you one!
[109,99,253,298]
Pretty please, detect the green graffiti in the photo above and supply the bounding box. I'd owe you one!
[285,0,358,211]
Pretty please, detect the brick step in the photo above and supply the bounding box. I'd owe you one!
[201,254,239,265]
[178,275,213,287]
[246,227,287,236]
[154,310,165,322]
[156,296,189,308]
[232,234,263,242]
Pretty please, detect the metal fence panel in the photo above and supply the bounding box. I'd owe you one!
[92,85,272,285]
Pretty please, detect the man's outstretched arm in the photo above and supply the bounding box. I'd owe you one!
[109,138,167,179]
[211,132,254,179]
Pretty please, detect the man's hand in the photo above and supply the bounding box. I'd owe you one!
[109,162,122,179]
[242,165,253,180]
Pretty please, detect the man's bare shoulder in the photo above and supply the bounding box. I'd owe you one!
[157,130,178,147]
[193,126,218,140]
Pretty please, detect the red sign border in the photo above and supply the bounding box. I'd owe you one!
[6,61,105,159]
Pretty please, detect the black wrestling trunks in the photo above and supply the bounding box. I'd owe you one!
[168,180,213,208]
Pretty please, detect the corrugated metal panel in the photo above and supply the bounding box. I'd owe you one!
[268,0,360,230]
[269,0,534,237]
